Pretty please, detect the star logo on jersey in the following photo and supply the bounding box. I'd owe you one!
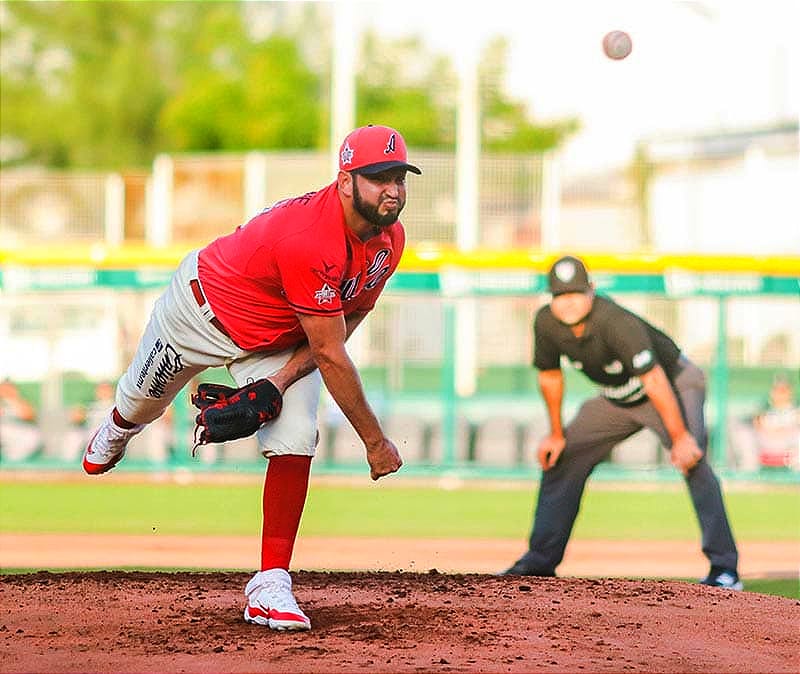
[314,283,337,305]
[340,141,354,166]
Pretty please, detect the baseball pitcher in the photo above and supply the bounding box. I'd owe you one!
[82,125,422,630]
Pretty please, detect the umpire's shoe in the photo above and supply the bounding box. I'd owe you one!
[500,557,556,577]
[700,567,743,590]
[244,568,311,631]
[82,412,144,475]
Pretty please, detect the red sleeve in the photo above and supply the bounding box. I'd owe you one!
[274,235,345,316]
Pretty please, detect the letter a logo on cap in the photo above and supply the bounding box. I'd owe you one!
[384,134,396,155]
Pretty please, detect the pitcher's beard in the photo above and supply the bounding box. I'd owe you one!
[353,181,404,229]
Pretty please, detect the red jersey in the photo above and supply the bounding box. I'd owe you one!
[197,182,405,352]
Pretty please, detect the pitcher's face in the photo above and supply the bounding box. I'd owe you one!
[352,168,407,229]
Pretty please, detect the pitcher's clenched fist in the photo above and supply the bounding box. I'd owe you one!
[367,438,403,480]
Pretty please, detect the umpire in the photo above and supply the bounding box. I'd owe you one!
[503,255,742,589]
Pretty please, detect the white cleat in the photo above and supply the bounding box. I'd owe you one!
[700,567,744,591]
[82,412,144,475]
[243,568,311,631]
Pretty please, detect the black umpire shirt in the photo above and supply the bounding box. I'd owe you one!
[533,295,682,407]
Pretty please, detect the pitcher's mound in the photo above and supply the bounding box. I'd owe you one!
[2,570,798,672]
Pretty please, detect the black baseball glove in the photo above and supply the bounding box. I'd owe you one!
[191,378,283,451]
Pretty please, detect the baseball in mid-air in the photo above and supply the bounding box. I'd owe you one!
[602,30,633,60]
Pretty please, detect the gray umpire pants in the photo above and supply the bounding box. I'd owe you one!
[520,358,739,574]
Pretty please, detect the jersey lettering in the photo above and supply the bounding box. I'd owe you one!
[341,249,392,300]
[241,192,317,231]
[364,248,391,291]
[340,273,361,301]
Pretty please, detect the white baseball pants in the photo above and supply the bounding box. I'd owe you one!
[115,251,322,457]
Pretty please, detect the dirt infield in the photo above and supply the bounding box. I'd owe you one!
[2,570,798,673]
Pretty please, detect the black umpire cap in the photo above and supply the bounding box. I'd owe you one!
[548,256,592,296]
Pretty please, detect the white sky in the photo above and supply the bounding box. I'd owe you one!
[356,0,800,171]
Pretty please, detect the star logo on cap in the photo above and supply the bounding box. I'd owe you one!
[340,141,354,166]
[555,260,576,282]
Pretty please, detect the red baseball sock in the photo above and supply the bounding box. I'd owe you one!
[260,455,312,571]
[112,407,137,429]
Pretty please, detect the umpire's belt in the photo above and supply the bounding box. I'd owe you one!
[189,279,236,343]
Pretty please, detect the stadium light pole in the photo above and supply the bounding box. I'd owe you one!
[455,45,480,252]
[452,37,481,404]
[330,0,371,368]
[330,0,357,177]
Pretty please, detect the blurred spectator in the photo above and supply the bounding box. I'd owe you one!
[752,375,800,470]
[65,380,175,465]
[0,379,43,462]
[63,381,116,461]
[730,374,800,471]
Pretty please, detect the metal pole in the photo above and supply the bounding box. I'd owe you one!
[103,173,125,245]
[441,302,457,469]
[148,155,173,248]
[330,0,357,176]
[450,38,482,467]
[541,151,562,251]
[711,296,729,466]
[243,151,268,219]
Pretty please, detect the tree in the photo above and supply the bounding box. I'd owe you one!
[1,1,174,168]
[0,1,323,167]
[479,38,579,153]
[159,35,322,152]
[355,33,578,153]
[1,2,577,169]
[356,32,456,148]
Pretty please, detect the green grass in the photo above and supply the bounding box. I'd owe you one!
[736,578,799,599]
[2,480,797,598]
[1,480,798,541]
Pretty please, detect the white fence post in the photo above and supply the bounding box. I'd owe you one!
[147,154,173,247]
[244,151,268,219]
[454,43,480,398]
[541,151,562,251]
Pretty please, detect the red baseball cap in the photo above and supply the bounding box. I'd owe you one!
[339,125,422,175]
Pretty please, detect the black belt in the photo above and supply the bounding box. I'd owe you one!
[189,279,235,342]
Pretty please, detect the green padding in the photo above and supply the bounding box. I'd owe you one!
[21,366,791,404]
[2,268,798,296]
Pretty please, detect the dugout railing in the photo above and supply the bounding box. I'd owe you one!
[0,246,798,482]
